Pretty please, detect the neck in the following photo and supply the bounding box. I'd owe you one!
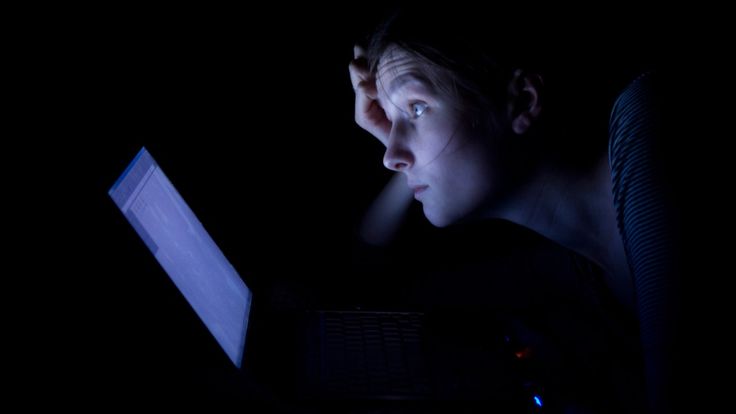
[487,154,634,310]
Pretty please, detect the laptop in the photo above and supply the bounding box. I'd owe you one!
[108,147,526,406]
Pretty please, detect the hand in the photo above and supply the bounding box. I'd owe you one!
[349,45,391,145]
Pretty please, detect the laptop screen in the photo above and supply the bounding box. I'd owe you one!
[109,147,252,368]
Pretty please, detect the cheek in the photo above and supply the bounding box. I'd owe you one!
[443,139,498,204]
[414,121,466,166]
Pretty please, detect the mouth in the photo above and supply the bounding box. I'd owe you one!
[410,185,429,199]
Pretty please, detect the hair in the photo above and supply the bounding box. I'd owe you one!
[363,6,634,169]
[366,8,515,129]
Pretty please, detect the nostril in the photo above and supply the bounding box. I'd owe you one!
[394,161,408,171]
[383,157,408,172]
[383,143,413,172]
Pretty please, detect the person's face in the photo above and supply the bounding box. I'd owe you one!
[375,47,510,227]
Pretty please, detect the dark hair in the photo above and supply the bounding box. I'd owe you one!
[363,6,638,168]
[366,8,516,124]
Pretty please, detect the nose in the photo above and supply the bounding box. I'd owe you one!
[382,132,414,172]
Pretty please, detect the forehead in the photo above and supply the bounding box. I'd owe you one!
[379,47,436,86]
[376,47,423,81]
[376,46,438,101]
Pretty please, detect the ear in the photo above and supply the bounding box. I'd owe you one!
[507,69,544,135]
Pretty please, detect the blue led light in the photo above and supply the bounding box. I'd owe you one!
[533,395,543,407]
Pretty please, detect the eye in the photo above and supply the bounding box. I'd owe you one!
[410,102,428,118]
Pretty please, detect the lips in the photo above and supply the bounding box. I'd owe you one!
[410,184,428,199]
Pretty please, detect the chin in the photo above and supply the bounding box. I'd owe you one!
[422,205,457,228]
[423,199,486,228]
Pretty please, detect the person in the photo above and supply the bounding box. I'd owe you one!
[349,7,683,413]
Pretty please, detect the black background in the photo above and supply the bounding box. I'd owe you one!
[21,5,398,404]
[9,3,725,409]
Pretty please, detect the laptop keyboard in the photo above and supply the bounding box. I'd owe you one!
[317,311,431,398]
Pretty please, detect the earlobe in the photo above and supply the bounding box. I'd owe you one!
[508,69,544,135]
[512,114,532,134]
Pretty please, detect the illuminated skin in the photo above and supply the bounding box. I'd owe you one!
[349,44,634,310]
[351,30,673,412]
[371,47,503,227]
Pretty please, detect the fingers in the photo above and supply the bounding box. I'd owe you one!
[349,55,370,92]
[355,84,377,121]
[355,94,391,144]
[354,72,389,142]
[349,60,368,92]
[355,78,377,100]
[350,44,391,143]
[350,43,377,100]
